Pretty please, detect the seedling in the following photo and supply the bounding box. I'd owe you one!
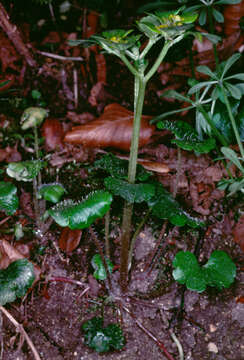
[172,250,236,292]
[82,317,125,353]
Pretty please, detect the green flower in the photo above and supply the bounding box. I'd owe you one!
[138,9,197,40]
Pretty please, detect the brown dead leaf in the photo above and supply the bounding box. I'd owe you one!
[224,1,244,35]
[0,31,20,72]
[41,118,64,151]
[64,103,155,151]
[59,227,82,253]
[0,239,41,280]
[233,214,244,252]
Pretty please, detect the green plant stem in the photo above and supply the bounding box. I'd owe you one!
[207,6,219,70]
[120,54,139,77]
[197,104,228,146]
[128,208,151,270]
[105,210,110,259]
[120,201,133,292]
[145,40,171,82]
[128,77,146,183]
[221,87,244,159]
[139,38,156,59]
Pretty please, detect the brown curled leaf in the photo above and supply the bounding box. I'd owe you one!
[233,214,244,252]
[64,103,155,151]
[224,1,244,36]
[58,227,82,253]
[41,118,64,151]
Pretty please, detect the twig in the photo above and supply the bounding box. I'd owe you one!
[128,208,151,270]
[0,216,11,226]
[0,2,36,67]
[170,330,184,360]
[122,304,176,360]
[173,147,182,199]
[73,68,78,109]
[37,50,84,62]
[104,210,110,259]
[0,306,41,360]
[143,221,168,273]
[0,311,3,360]
[47,276,86,288]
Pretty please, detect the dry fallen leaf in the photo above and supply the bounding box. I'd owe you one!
[233,214,244,252]
[64,103,155,151]
[59,227,82,253]
[41,118,64,151]
[0,239,41,281]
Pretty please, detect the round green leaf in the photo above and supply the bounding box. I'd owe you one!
[20,107,48,130]
[0,181,19,215]
[6,160,45,182]
[38,183,66,203]
[0,259,35,306]
[203,250,236,289]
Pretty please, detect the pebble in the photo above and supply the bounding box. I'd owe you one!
[208,342,218,353]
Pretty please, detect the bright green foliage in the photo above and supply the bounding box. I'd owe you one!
[148,184,204,227]
[6,160,45,182]
[20,107,48,130]
[157,120,216,153]
[91,254,114,280]
[93,153,151,181]
[104,177,155,203]
[0,182,19,215]
[48,191,112,229]
[69,29,141,57]
[173,250,236,292]
[0,259,35,306]
[137,8,197,40]
[82,317,125,353]
[37,183,66,203]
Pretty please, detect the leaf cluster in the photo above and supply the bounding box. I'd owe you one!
[82,317,125,353]
[173,250,236,292]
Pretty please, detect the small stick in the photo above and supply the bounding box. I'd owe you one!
[0,306,41,360]
[170,330,184,360]
[122,305,176,360]
[104,210,110,259]
[0,216,11,226]
[37,50,83,62]
[48,276,86,288]
[73,68,78,109]
[0,311,3,360]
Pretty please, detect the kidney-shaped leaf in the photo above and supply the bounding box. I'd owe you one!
[93,153,151,181]
[104,177,155,203]
[172,251,206,292]
[38,183,66,203]
[0,259,35,305]
[6,160,45,182]
[0,181,18,215]
[157,120,216,153]
[48,191,112,229]
[203,251,236,289]
[173,250,236,292]
[64,103,155,151]
[149,184,204,228]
